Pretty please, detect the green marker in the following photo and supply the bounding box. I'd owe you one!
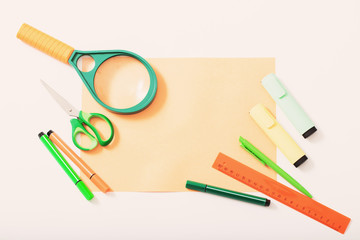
[239,136,312,198]
[186,180,270,206]
[38,132,94,200]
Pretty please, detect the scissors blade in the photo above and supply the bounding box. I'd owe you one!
[40,79,80,118]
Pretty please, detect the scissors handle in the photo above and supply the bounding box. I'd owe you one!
[78,111,114,146]
[70,119,98,151]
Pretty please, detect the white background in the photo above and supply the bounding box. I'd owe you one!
[1,0,360,239]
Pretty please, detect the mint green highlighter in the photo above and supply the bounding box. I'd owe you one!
[41,80,114,151]
[262,74,317,138]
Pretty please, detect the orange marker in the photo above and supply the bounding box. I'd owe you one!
[47,130,110,193]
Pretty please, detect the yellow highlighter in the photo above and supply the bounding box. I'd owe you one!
[250,104,307,167]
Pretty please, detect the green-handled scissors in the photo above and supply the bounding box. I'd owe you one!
[41,80,114,151]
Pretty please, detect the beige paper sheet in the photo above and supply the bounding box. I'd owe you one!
[80,58,276,192]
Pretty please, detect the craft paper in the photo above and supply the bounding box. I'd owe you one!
[80,58,276,192]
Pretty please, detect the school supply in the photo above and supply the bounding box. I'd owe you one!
[80,58,276,192]
[239,136,312,198]
[41,80,114,151]
[47,130,110,193]
[17,23,157,114]
[250,103,307,167]
[38,132,94,200]
[186,180,270,206]
[213,153,351,234]
[262,73,317,138]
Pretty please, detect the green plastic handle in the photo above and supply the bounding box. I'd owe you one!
[70,119,98,151]
[68,50,157,114]
[78,110,114,146]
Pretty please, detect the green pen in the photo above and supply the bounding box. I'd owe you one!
[38,132,94,200]
[239,136,313,198]
[186,180,270,206]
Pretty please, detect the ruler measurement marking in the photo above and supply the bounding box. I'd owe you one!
[213,154,350,234]
[218,162,341,231]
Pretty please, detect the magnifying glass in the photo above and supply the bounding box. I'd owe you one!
[17,23,157,114]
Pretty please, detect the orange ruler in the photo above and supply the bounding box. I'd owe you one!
[212,153,351,234]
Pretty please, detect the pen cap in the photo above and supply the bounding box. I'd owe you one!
[91,174,111,193]
[76,181,94,200]
[186,180,207,192]
[205,185,270,206]
[261,74,316,138]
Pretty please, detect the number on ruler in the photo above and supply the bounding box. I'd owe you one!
[215,161,347,233]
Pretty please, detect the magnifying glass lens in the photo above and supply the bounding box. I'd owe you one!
[94,56,151,109]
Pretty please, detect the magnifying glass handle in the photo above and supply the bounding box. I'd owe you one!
[16,23,74,64]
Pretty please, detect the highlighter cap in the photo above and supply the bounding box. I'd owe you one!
[261,73,316,138]
[76,181,94,200]
[186,180,207,192]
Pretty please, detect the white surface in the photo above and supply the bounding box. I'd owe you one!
[1,0,360,239]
